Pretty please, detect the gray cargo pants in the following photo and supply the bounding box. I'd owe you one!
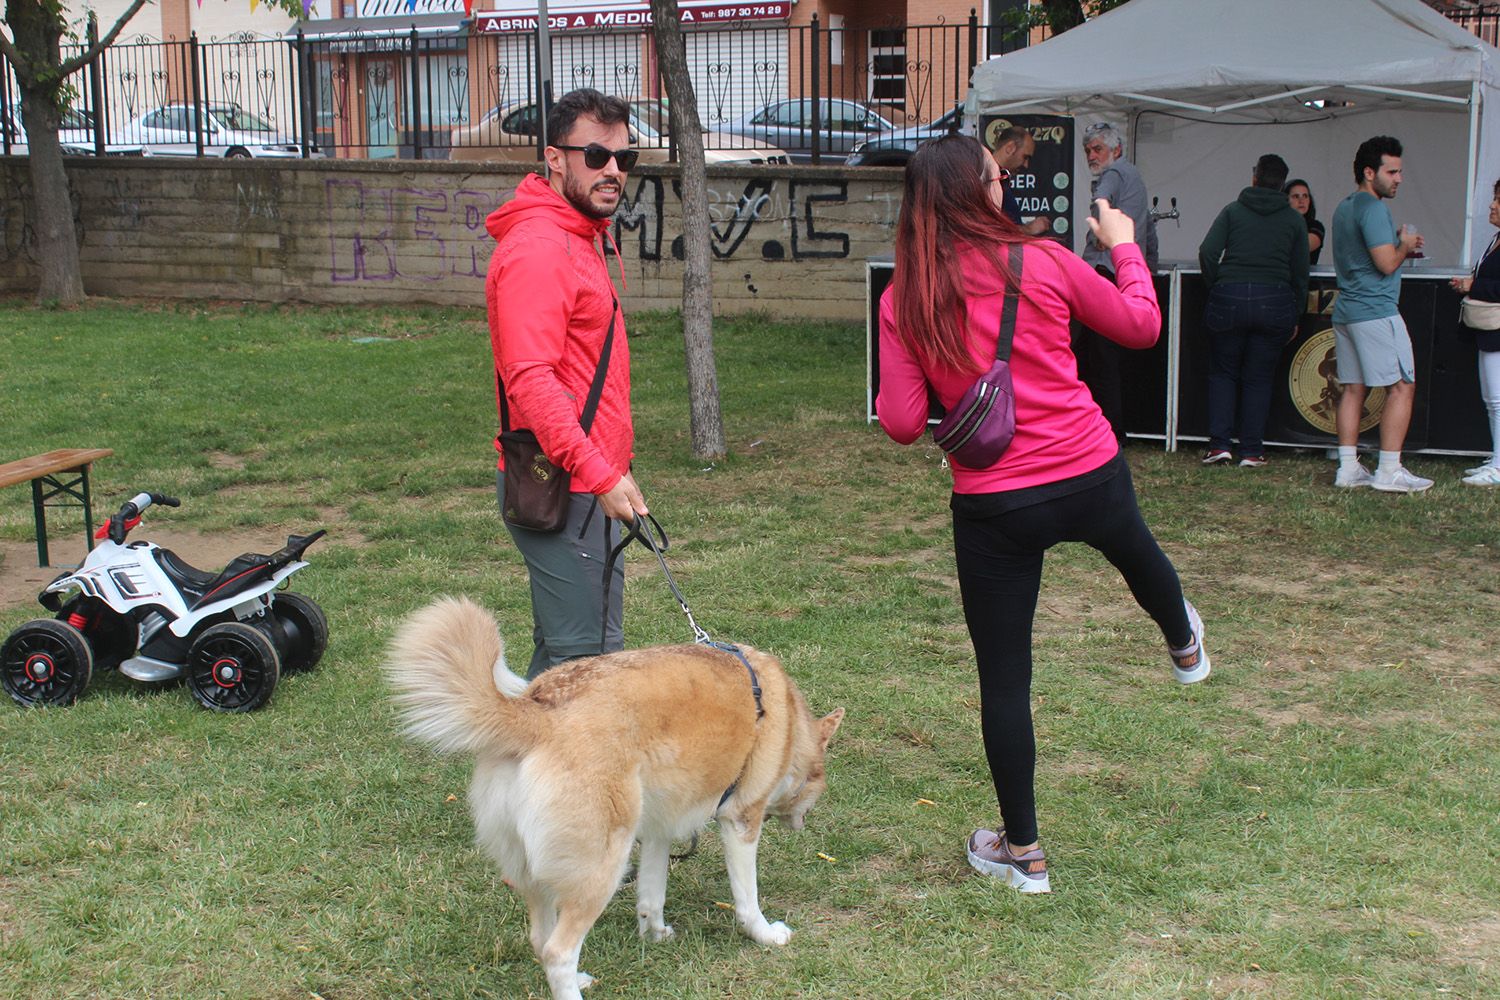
[497,472,625,679]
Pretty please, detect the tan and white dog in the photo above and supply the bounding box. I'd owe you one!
[385,596,843,1000]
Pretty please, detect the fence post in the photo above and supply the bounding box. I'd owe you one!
[189,32,203,157]
[88,12,106,155]
[296,29,311,158]
[1,51,10,156]
[810,13,821,165]
[409,27,423,160]
[968,8,979,83]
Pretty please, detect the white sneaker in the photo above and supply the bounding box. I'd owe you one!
[1168,599,1211,685]
[1371,466,1434,493]
[1465,462,1495,477]
[1334,463,1375,489]
[1463,465,1500,487]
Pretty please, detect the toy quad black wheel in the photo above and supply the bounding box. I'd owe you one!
[2,619,94,707]
[186,621,281,713]
[270,592,328,673]
[57,596,136,672]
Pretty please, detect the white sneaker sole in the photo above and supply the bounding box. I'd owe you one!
[1370,480,1433,493]
[966,846,1052,893]
[1175,655,1211,684]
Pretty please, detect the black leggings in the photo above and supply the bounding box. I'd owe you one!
[951,462,1191,846]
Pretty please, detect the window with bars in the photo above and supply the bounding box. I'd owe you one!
[869,28,906,109]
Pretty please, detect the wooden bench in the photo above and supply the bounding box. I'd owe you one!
[0,448,114,568]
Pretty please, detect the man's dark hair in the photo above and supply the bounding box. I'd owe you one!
[1253,154,1289,190]
[546,88,630,147]
[1353,135,1402,185]
[994,125,1029,150]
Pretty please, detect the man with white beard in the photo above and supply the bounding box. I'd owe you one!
[1074,122,1159,444]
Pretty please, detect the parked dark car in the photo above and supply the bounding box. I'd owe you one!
[844,107,965,167]
[710,98,895,163]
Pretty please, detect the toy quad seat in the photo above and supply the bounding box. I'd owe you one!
[154,531,326,610]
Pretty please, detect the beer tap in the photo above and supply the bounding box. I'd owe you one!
[1150,196,1180,226]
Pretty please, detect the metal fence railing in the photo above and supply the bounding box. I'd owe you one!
[1437,1,1500,46]
[2,12,994,165]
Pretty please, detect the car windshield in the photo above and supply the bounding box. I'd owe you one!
[629,100,668,140]
[211,106,275,133]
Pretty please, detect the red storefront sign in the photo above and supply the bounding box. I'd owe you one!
[473,2,791,33]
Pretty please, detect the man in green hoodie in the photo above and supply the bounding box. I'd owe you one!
[1197,153,1310,468]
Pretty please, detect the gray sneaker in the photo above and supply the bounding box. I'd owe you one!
[1371,466,1434,493]
[1334,463,1375,489]
[966,829,1050,894]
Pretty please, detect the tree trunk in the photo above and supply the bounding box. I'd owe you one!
[7,0,86,304]
[20,88,85,304]
[648,0,726,461]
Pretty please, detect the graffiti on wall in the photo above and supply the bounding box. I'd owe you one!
[326,180,495,283]
[325,175,856,283]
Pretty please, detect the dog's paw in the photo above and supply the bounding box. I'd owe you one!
[748,920,793,947]
[637,912,675,942]
[576,971,595,990]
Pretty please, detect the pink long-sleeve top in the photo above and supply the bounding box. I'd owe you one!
[877,240,1161,493]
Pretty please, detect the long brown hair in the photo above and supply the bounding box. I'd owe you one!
[893,134,1027,375]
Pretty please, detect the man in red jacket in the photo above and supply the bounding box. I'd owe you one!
[485,88,649,678]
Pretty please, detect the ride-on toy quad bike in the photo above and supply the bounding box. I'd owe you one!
[2,492,327,712]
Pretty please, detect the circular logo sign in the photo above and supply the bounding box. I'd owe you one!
[983,118,1011,149]
[1288,328,1386,434]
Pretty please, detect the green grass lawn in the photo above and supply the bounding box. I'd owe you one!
[1,298,1497,999]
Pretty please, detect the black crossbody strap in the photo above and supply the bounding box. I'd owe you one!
[994,244,1025,363]
[497,298,618,434]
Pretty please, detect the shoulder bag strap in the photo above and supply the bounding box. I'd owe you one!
[994,243,1025,362]
[496,297,618,434]
[578,299,618,434]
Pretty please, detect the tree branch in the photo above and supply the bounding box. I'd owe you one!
[56,0,153,78]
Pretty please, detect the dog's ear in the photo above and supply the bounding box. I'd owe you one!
[817,707,845,750]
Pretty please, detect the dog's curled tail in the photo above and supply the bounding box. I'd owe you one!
[384,595,539,757]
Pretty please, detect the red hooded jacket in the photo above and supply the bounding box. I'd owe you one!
[485,173,633,495]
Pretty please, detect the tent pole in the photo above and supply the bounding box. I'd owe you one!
[1344,84,1468,107]
[1463,79,1480,269]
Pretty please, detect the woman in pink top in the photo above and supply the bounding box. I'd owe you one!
[877,135,1210,895]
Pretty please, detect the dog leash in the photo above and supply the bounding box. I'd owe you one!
[600,513,764,722]
[600,513,765,818]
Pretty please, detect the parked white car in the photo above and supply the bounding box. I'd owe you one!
[2,106,142,156]
[114,103,320,158]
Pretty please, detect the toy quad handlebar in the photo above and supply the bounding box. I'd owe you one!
[96,491,182,543]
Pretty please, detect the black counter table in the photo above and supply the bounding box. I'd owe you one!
[867,258,1489,457]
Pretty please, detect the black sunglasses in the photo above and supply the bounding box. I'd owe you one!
[552,143,639,171]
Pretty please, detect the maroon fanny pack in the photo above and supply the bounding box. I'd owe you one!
[931,244,1023,468]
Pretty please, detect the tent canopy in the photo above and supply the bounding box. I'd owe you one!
[971,0,1494,121]
[968,0,1500,266]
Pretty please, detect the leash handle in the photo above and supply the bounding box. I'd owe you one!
[601,512,712,648]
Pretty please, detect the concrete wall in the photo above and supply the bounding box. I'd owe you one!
[0,157,903,320]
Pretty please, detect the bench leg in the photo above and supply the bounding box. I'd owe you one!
[82,465,96,554]
[31,477,51,568]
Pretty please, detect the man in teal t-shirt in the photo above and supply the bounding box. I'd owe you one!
[1329,135,1430,493]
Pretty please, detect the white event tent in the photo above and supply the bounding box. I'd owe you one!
[968,0,1500,269]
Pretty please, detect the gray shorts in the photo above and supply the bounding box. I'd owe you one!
[1333,315,1415,387]
[497,472,624,679]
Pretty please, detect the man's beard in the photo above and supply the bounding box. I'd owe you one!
[563,169,620,220]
